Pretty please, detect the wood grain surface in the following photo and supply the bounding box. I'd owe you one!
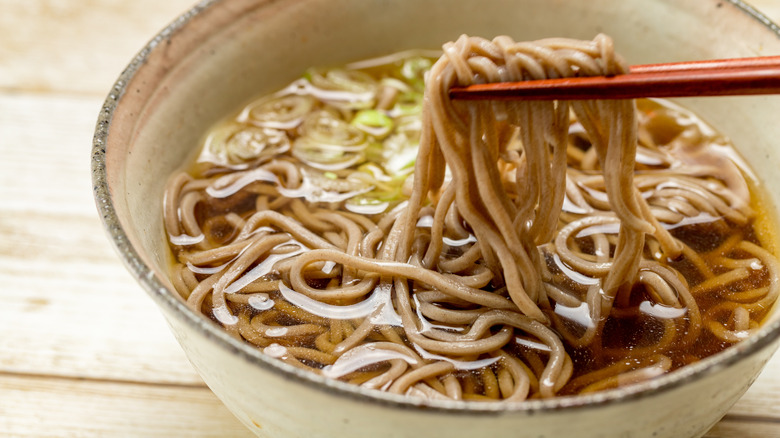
[1,1,780,436]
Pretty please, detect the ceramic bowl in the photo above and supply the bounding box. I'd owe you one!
[92,0,780,436]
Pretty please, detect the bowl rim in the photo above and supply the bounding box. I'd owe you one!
[91,0,780,416]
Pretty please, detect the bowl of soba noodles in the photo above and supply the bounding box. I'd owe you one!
[92,0,780,436]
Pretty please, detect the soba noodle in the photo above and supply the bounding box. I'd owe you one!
[163,34,779,400]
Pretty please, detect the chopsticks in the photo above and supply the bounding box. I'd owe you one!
[449,55,780,100]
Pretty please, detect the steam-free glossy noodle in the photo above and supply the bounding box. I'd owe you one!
[163,35,779,401]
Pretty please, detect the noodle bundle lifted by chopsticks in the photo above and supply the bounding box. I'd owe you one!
[163,34,779,400]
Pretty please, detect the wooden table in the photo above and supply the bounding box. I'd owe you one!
[2,1,780,436]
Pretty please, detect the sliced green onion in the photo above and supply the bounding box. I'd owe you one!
[356,162,393,182]
[292,137,366,171]
[242,94,316,130]
[310,68,376,93]
[400,57,432,91]
[302,110,367,148]
[306,67,377,109]
[351,109,394,139]
[292,111,368,170]
[389,91,423,117]
[381,129,420,176]
[379,77,412,93]
[303,168,372,194]
[200,122,290,166]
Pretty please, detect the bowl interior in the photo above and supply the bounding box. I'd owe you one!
[97,0,780,417]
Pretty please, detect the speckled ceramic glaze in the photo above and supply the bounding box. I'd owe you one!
[92,1,780,436]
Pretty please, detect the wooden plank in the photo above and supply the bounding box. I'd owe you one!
[706,417,780,438]
[727,351,780,419]
[0,246,205,385]
[0,0,196,95]
[0,92,203,385]
[0,374,253,438]
[0,86,91,209]
[0,92,106,215]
